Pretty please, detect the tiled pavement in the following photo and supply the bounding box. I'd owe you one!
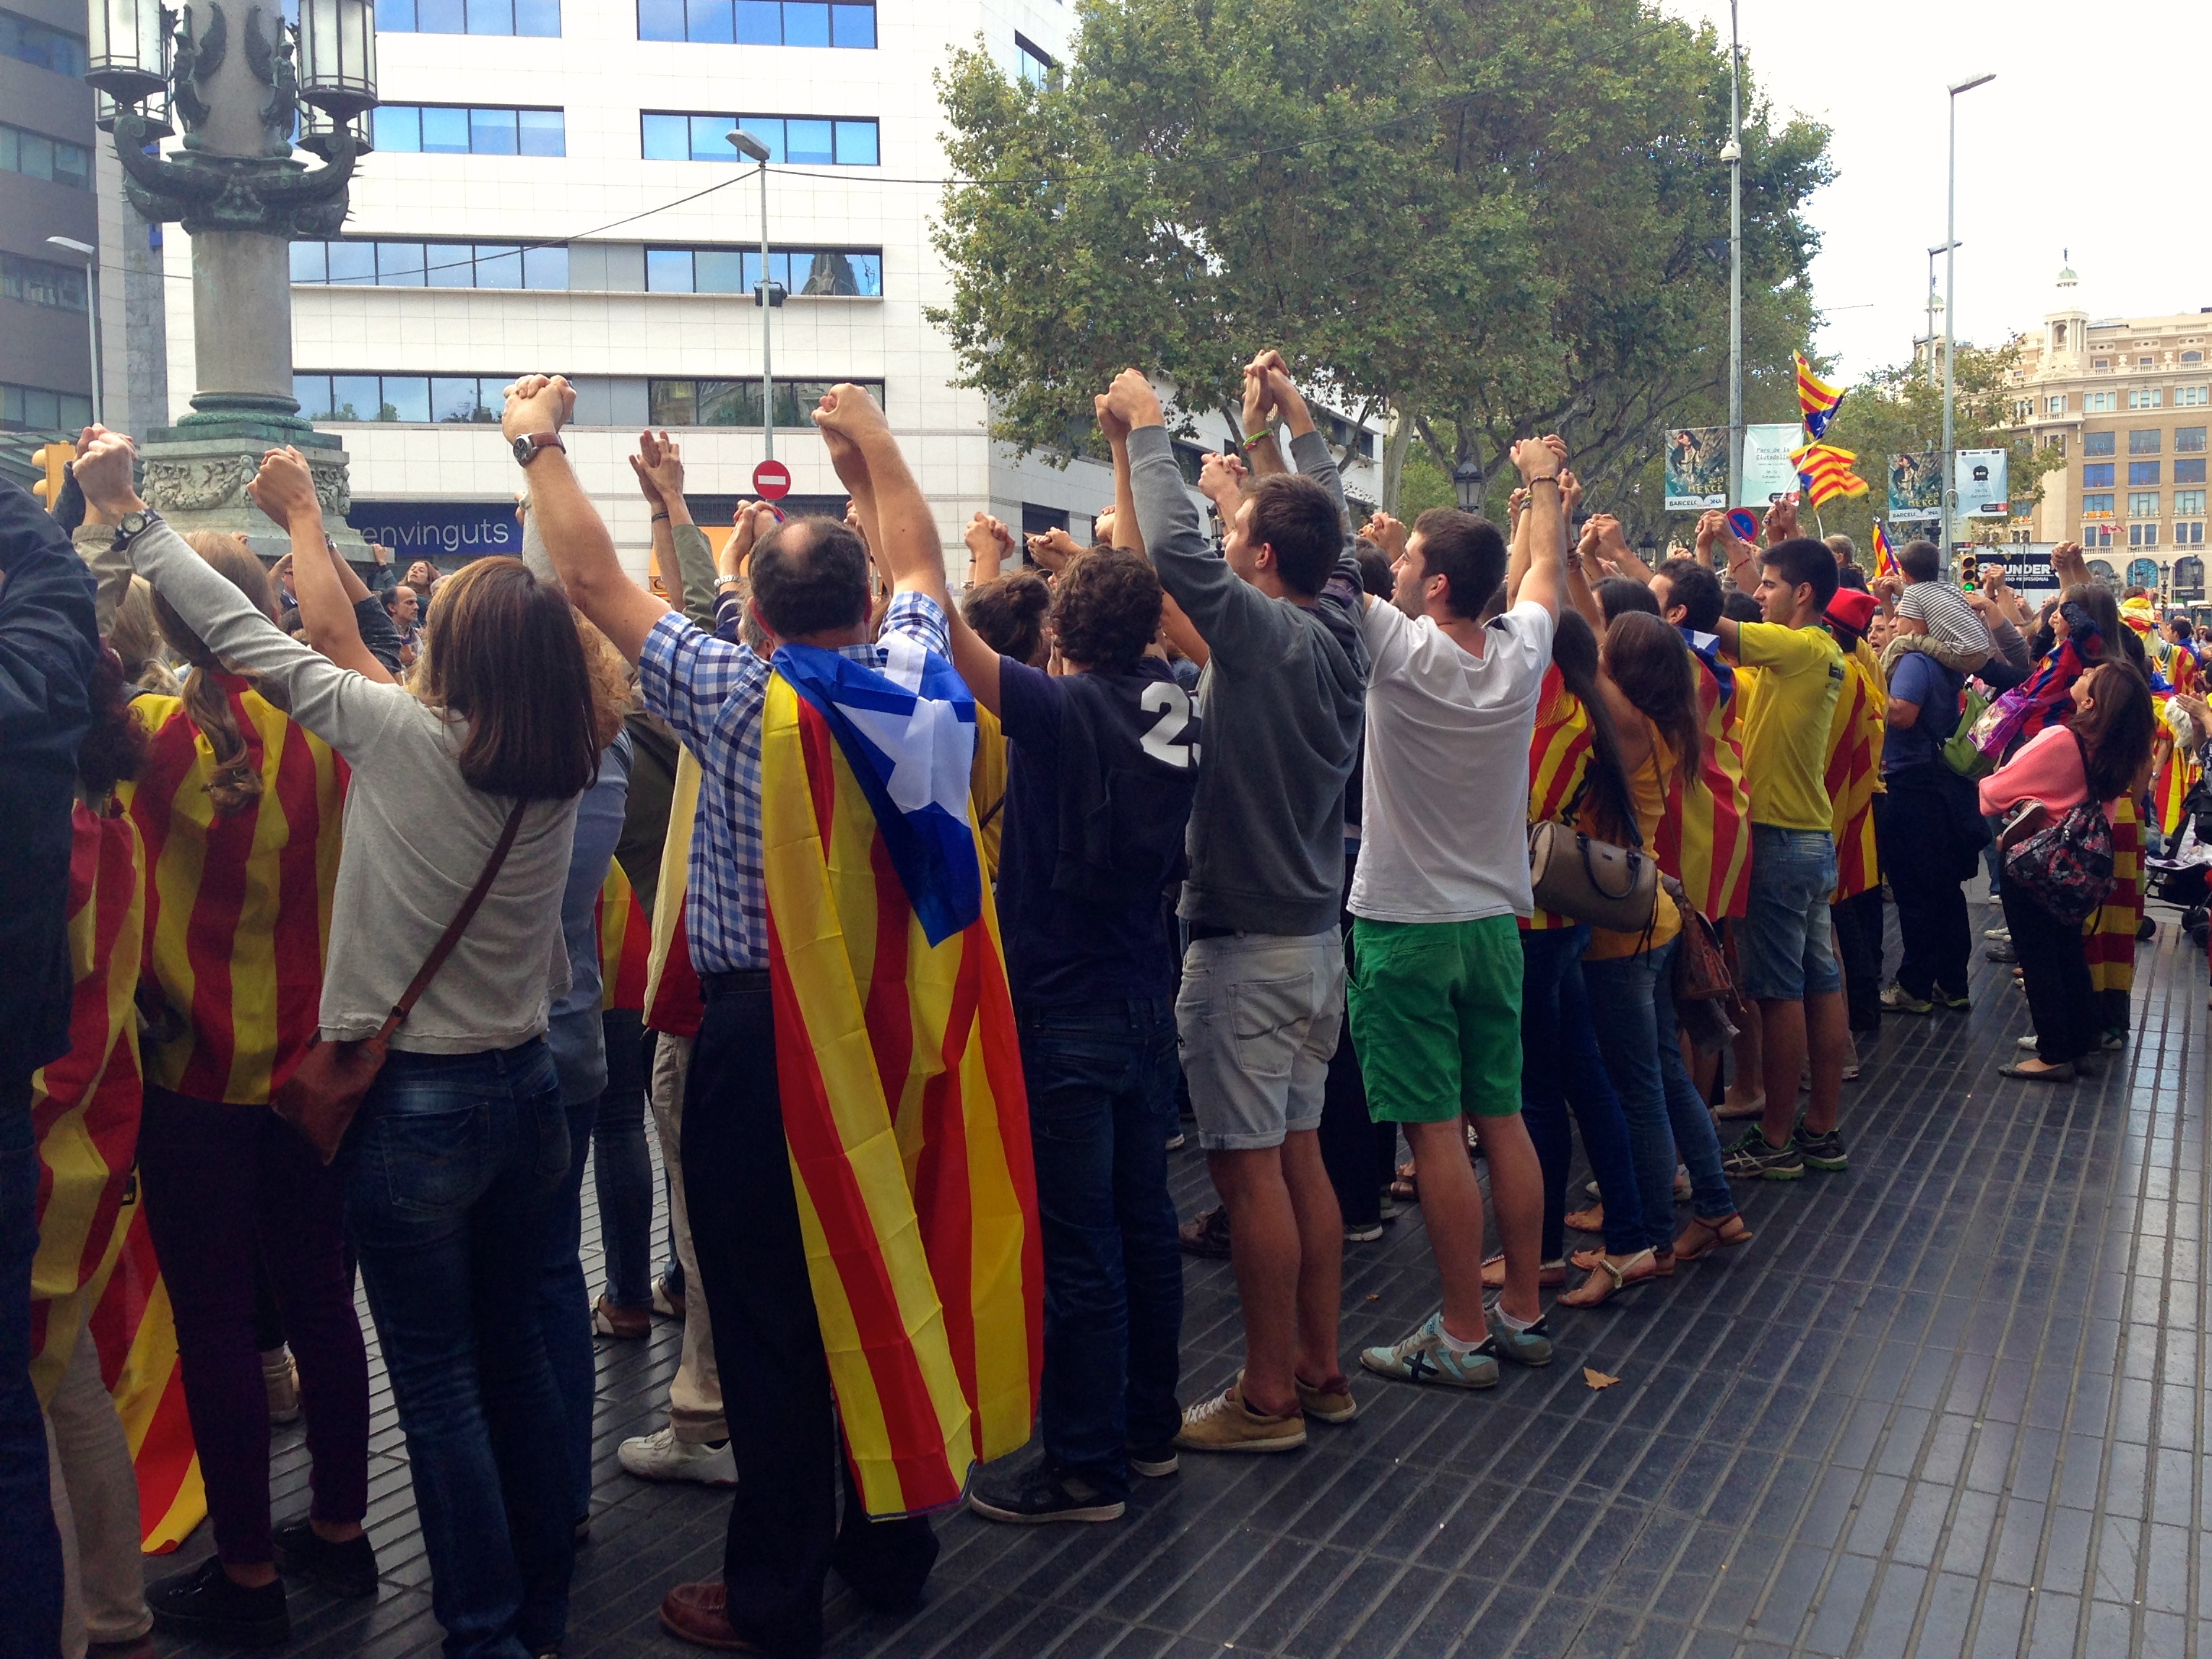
[152,894,2211,1659]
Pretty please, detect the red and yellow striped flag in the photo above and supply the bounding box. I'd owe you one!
[596,861,652,1014]
[2085,793,2143,996]
[643,751,705,1040]
[1523,665,1594,933]
[1661,650,1753,920]
[759,673,1041,1517]
[1825,647,1885,900]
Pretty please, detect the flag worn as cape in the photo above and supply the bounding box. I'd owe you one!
[1523,664,1595,934]
[759,640,1041,1517]
[1824,647,1885,900]
[2085,793,2143,996]
[1659,634,1752,920]
[595,859,652,1014]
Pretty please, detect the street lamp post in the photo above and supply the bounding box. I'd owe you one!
[1723,0,1743,509]
[1942,73,1995,572]
[45,235,102,427]
[727,129,778,464]
[1452,459,1484,512]
[1923,242,1957,387]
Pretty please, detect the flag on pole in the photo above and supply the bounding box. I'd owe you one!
[1796,352,1846,439]
[1871,522,1901,582]
[759,637,1041,1517]
[1791,440,1871,509]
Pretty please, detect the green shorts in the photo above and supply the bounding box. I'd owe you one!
[1347,915,1524,1122]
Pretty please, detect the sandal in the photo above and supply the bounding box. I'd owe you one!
[1390,1159,1420,1202]
[1673,1212,1753,1262]
[1481,1252,1565,1290]
[1565,1203,1606,1235]
[1560,1249,1659,1308]
[1569,1244,1675,1277]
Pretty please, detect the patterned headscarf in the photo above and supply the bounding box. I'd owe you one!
[1975,605,2103,763]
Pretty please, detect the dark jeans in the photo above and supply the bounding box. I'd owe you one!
[1018,998,1183,1499]
[1317,877,1394,1228]
[138,1088,371,1566]
[1831,889,1885,1033]
[1,1085,63,1659]
[539,1095,600,1526]
[592,1010,654,1311]
[1518,927,1643,1259]
[345,1041,576,1659]
[2002,883,2101,1066]
[1880,767,1975,999]
[686,977,936,1659]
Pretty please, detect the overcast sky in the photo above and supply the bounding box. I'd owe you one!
[1662,1,2212,382]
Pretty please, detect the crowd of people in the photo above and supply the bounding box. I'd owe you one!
[1,345,2205,1659]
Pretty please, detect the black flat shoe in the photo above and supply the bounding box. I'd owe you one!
[273,1520,379,1598]
[148,1557,288,1647]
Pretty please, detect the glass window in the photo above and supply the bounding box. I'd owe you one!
[2177,459,2207,486]
[641,113,690,160]
[431,377,485,423]
[517,109,563,155]
[648,0,871,44]
[375,105,420,151]
[329,374,381,421]
[2085,392,2117,413]
[735,0,779,40]
[0,8,89,74]
[2084,431,2115,457]
[2130,491,2161,518]
[696,249,746,293]
[0,122,91,188]
[293,375,333,419]
[470,107,518,155]
[2130,462,2161,487]
[637,0,683,38]
[2185,352,2205,365]
[647,376,883,426]
[686,0,733,41]
[2179,427,2208,454]
[327,240,377,284]
[475,246,523,288]
[515,0,558,33]
[415,0,464,26]
[465,0,511,30]
[2046,395,2067,414]
[645,110,875,165]
[784,1,828,45]
[420,106,470,151]
[644,249,693,291]
[2178,386,2211,408]
[689,114,733,159]
[290,241,327,283]
[644,245,881,297]
[833,118,878,164]
[2083,494,2114,517]
[522,245,566,288]
[785,118,834,163]
[2083,463,2114,488]
[2129,428,2161,454]
[379,377,431,423]
[2178,491,2208,517]
[1016,33,1055,87]
[2129,388,2163,410]
[831,4,873,46]
[2178,525,2206,550]
[376,241,426,285]
[384,0,556,32]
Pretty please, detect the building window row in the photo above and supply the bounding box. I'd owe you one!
[0,121,91,189]
[638,0,874,47]
[295,374,516,424]
[641,111,877,165]
[0,6,85,72]
[2084,392,2117,413]
[644,246,881,297]
[2179,524,2208,548]
[373,105,565,155]
[647,376,884,428]
[0,251,88,312]
[1,381,92,432]
[378,0,558,33]
[291,239,569,289]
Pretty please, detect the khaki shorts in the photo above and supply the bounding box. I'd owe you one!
[1175,930,1344,1152]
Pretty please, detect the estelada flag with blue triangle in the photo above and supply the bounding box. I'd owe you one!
[1791,439,1872,509]
[759,630,1041,1517]
[1871,522,1901,582]
[1796,351,1846,439]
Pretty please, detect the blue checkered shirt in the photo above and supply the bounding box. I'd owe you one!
[636,590,951,975]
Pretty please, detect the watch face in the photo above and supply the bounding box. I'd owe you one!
[512,436,533,463]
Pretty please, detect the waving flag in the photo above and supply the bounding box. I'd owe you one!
[760,644,1040,1517]
[1792,440,1872,509]
[1796,352,1846,439]
[1872,522,1901,582]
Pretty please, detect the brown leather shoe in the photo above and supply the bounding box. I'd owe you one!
[592,1296,650,1340]
[657,1583,766,1652]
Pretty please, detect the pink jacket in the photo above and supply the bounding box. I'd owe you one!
[1979,725,2116,824]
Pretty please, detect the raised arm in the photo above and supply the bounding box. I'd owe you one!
[1511,437,1568,621]
[813,382,949,615]
[505,376,670,664]
[1504,486,1532,601]
[631,430,716,630]
[1565,520,1606,631]
[1097,392,1147,556]
[1239,358,1287,478]
[249,447,394,684]
[1591,512,1655,587]
[963,511,1011,587]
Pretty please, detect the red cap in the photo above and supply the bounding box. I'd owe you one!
[1826,589,1880,634]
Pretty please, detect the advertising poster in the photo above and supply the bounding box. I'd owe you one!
[1983,546,2057,592]
[1956,448,2010,521]
[1664,427,1728,511]
[1888,452,1943,522]
[1739,423,1802,506]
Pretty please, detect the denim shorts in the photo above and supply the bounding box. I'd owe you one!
[1737,826,1843,1001]
[1175,931,1343,1151]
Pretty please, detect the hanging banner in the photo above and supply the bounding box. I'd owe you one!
[1664,427,1729,511]
[1955,449,2010,522]
[1740,424,1803,507]
[1888,452,1943,522]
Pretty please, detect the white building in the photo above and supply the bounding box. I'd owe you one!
[150,0,1381,577]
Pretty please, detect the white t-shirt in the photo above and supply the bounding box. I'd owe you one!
[1350,599,1557,923]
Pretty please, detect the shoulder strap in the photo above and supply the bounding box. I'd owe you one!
[375,796,530,1040]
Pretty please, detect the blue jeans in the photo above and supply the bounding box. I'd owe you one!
[0,1092,63,1659]
[345,1042,576,1659]
[1738,827,1842,1001]
[591,1012,654,1311]
[1584,939,1737,1254]
[540,1095,598,1525]
[1019,999,1184,1499]
[1518,928,1643,1259]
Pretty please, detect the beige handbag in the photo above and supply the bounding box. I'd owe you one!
[1527,817,1660,934]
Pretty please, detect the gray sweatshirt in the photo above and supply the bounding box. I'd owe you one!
[129,520,580,1052]
[1127,425,1368,937]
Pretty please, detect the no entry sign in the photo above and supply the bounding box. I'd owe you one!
[753,459,792,500]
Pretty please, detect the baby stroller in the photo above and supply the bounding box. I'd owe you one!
[2147,773,2212,948]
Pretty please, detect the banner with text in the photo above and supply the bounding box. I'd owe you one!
[1665,427,1729,511]
[1740,424,1803,507]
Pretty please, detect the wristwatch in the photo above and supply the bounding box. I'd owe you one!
[112,508,164,548]
[511,432,566,467]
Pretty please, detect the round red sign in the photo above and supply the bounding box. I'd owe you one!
[753,459,792,500]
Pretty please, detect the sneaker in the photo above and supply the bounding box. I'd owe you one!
[261,1347,300,1426]
[1985,942,2018,964]
[1178,1206,1232,1259]
[1126,1442,1180,1478]
[592,1296,650,1340]
[1344,1220,1384,1244]
[1932,988,1971,1012]
[1795,1121,1848,1173]
[148,1558,288,1647]
[1295,1373,1358,1423]
[1377,1191,1399,1223]
[618,1426,738,1486]
[1485,1310,1554,1367]
[2100,1030,2127,1051]
[1165,1129,1185,1151]
[1358,1311,1500,1389]
[967,1457,1124,1525]
[1721,1126,1805,1181]
[272,1520,378,1598]
[651,1272,686,1322]
[1879,984,1932,1015]
[1984,926,2010,941]
[1173,1380,1305,1453]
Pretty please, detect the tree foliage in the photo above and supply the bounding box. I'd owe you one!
[931,0,1832,524]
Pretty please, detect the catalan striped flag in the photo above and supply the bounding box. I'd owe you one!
[596,860,652,1014]
[1790,441,1872,509]
[1796,352,1846,439]
[1825,645,1885,900]
[1872,522,1901,583]
[2084,793,2143,998]
[1522,665,1596,933]
[759,642,1040,1517]
[118,675,347,1104]
[1659,636,1753,921]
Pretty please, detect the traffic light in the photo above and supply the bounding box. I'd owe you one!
[30,441,76,513]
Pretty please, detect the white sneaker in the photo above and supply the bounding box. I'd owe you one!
[618,1426,737,1486]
